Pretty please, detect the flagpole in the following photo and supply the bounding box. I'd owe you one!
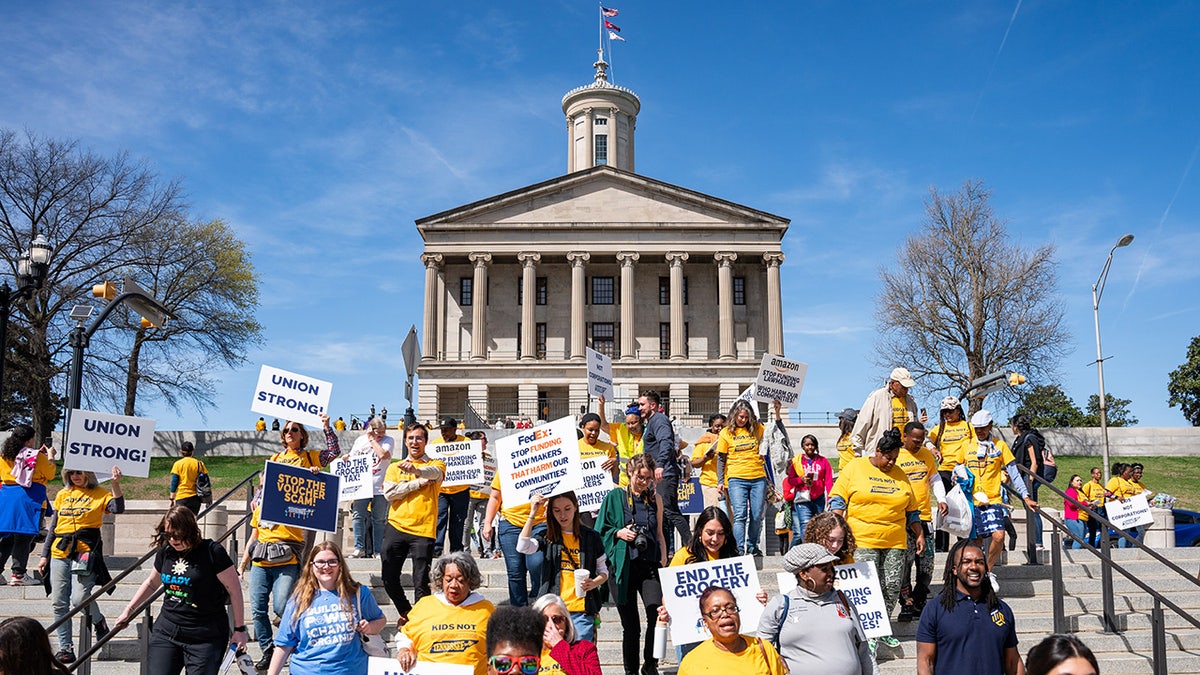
[598,1,604,57]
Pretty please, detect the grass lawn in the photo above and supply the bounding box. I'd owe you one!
[1049,455,1200,510]
[48,455,268,502]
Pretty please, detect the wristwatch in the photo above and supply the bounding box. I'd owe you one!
[233,625,247,632]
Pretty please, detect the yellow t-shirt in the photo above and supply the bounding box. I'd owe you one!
[1080,480,1106,507]
[0,452,56,485]
[334,419,346,431]
[956,438,1015,505]
[690,432,720,487]
[830,456,918,550]
[609,422,643,487]
[836,433,855,473]
[171,456,208,499]
[432,434,471,495]
[489,474,546,529]
[385,457,446,538]
[51,486,114,559]
[1106,476,1137,500]
[670,546,718,567]
[578,438,617,483]
[538,647,565,675]
[716,423,766,481]
[271,448,322,468]
[401,595,494,675]
[553,532,586,613]
[678,636,787,675]
[249,506,305,567]
[896,446,937,521]
[890,396,910,433]
[256,419,267,431]
[929,420,975,472]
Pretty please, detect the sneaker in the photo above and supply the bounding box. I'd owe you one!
[879,635,901,648]
[867,638,877,658]
[271,614,281,627]
[255,645,274,671]
[987,572,1000,592]
[0,573,7,586]
[55,649,76,664]
[12,574,41,586]
[897,605,917,623]
[352,548,368,558]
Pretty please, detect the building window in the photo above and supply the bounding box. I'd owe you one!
[591,276,615,304]
[733,276,745,305]
[460,278,473,306]
[591,322,615,357]
[659,322,670,359]
[595,135,608,165]
[595,117,608,125]
[517,322,549,359]
[517,276,547,306]
[658,276,688,305]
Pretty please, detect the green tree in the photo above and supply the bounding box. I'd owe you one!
[874,180,1070,411]
[1012,384,1085,428]
[1168,335,1200,426]
[1083,393,1138,427]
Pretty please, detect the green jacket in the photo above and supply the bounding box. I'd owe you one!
[597,488,632,604]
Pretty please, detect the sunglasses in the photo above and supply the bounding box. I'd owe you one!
[489,655,539,675]
[548,615,567,626]
[164,530,184,541]
[284,427,303,434]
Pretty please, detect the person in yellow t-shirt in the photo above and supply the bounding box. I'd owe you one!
[956,410,1036,573]
[333,416,346,431]
[577,414,619,527]
[382,424,445,621]
[677,587,787,675]
[834,408,859,473]
[1080,466,1107,547]
[39,466,125,662]
[716,399,773,556]
[829,428,923,649]
[482,465,548,607]
[395,551,495,675]
[256,417,267,432]
[238,503,305,667]
[432,417,471,557]
[689,414,726,509]
[1107,462,1143,548]
[895,422,948,621]
[598,395,644,487]
[0,424,56,586]
[169,441,210,515]
[927,396,975,552]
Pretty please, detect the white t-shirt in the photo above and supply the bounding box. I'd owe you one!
[349,433,394,494]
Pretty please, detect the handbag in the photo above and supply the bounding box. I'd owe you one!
[936,484,974,539]
[355,588,389,657]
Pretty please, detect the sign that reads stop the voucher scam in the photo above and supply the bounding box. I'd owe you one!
[494,416,583,507]
[754,353,807,406]
[259,460,341,533]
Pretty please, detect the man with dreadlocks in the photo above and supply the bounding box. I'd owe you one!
[915,540,1023,675]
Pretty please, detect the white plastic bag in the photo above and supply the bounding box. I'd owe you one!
[935,484,974,539]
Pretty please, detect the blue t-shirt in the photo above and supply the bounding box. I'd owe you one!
[915,590,1017,675]
[275,584,384,674]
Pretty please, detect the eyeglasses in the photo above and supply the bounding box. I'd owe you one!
[631,473,653,483]
[702,604,740,620]
[284,427,303,434]
[488,655,540,675]
[312,559,340,568]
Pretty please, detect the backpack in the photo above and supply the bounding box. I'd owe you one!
[1035,430,1057,483]
[12,447,39,488]
[196,471,213,501]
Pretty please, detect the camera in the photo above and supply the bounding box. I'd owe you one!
[627,522,652,554]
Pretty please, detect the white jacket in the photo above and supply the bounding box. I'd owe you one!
[849,386,917,455]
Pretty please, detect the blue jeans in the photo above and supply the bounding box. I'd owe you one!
[1030,482,1044,546]
[351,494,387,555]
[247,563,298,652]
[497,518,545,606]
[50,557,104,652]
[436,490,470,555]
[571,612,595,643]
[727,477,766,554]
[789,494,826,547]
[1065,519,1087,549]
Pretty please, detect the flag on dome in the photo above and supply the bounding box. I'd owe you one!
[601,6,619,17]
[608,30,625,42]
[604,20,620,31]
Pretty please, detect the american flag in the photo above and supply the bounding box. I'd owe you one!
[601,6,619,17]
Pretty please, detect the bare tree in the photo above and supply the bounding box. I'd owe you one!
[874,180,1070,411]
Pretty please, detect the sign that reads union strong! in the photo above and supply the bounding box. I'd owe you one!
[64,409,156,478]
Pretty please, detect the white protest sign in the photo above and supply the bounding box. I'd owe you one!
[738,384,756,403]
[753,354,807,406]
[329,455,374,502]
[586,347,616,399]
[575,454,615,513]
[426,440,485,488]
[835,561,892,639]
[368,657,473,675]
[1106,493,1155,530]
[250,365,332,428]
[658,555,763,645]
[64,409,156,478]
[494,416,583,507]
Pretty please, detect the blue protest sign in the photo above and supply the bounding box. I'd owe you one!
[678,477,703,515]
[259,461,341,532]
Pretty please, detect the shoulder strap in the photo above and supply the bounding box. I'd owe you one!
[773,592,790,648]
[837,589,867,642]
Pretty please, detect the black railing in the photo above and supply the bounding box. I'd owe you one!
[47,470,261,674]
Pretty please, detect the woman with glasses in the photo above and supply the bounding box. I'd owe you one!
[38,466,124,664]
[678,586,787,675]
[486,605,545,675]
[114,505,247,675]
[272,415,340,471]
[395,552,494,675]
[532,594,602,675]
[757,544,871,675]
[267,542,385,675]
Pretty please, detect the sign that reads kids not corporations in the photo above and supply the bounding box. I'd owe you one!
[368,658,473,675]
[259,461,341,533]
[494,416,583,507]
[426,440,485,488]
[64,409,156,478]
[586,347,615,399]
[754,354,808,407]
[329,455,374,502]
[575,455,615,513]
[1106,493,1155,530]
[250,365,333,429]
[659,555,763,645]
[778,561,892,639]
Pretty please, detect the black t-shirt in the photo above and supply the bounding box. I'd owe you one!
[155,539,234,628]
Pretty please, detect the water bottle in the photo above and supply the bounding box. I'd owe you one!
[653,620,668,659]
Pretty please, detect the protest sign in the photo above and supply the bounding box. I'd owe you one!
[586,347,616,399]
[494,416,583,507]
[368,658,473,675]
[250,365,333,428]
[64,409,156,478]
[737,384,756,403]
[575,455,615,513]
[753,354,808,406]
[659,555,762,645]
[678,477,703,515]
[426,440,485,488]
[776,561,891,638]
[1106,493,1155,530]
[329,455,374,502]
[259,461,341,532]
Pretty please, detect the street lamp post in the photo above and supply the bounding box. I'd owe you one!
[0,234,53,419]
[1092,233,1134,484]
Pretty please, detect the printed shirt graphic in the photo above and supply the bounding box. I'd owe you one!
[896,446,938,520]
[930,420,976,472]
[50,486,113,559]
[385,457,445,538]
[538,646,564,675]
[156,539,234,628]
[956,438,1015,505]
[830,456,918,550]
[171,456,208,499]
[349,433,394,493]
[555,532,585,612]
[690,431,720,487]
[275,585,384,675]
[716,423,766,480]
[890,396,910,433]
[401,593,495,675]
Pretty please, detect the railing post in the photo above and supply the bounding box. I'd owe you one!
[1101,528,1118,632]
[1051,529,1066,633]
[1024,500,1040,565]
[1152,597,1167,675]
[77,606,92,675]
[139,605,152,675]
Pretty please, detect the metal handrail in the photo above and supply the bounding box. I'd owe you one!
[47,469,261,673]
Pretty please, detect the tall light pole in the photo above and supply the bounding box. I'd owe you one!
[0,234,53,421]
[1093,233,1134,483]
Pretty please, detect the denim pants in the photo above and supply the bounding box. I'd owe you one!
[247,563,298,652]
[1065,519,1087,549]
[50,557,105,652]
[727,477,766,553]
[463,497,490,553]
[571,612,595,643]
[1030,482,1044,546]
[435,490,470,555]
[789,494,826,547]
[351,494,387,555]
[497,518,545,606]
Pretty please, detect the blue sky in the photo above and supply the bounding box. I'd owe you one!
[4,1,1198,429]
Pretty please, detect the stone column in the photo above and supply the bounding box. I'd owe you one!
[715,252,738,361]
[763,252,785,357]
[628,116,636,172]
[667,251,689,361]
[469,253,492,361]
[617,251,640,360]
[567,252,591,361]
[518,252,541,360]
[436,268,446,359]
[584,108,594,166]
[566,116,575,173]
[420,253,443,362]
